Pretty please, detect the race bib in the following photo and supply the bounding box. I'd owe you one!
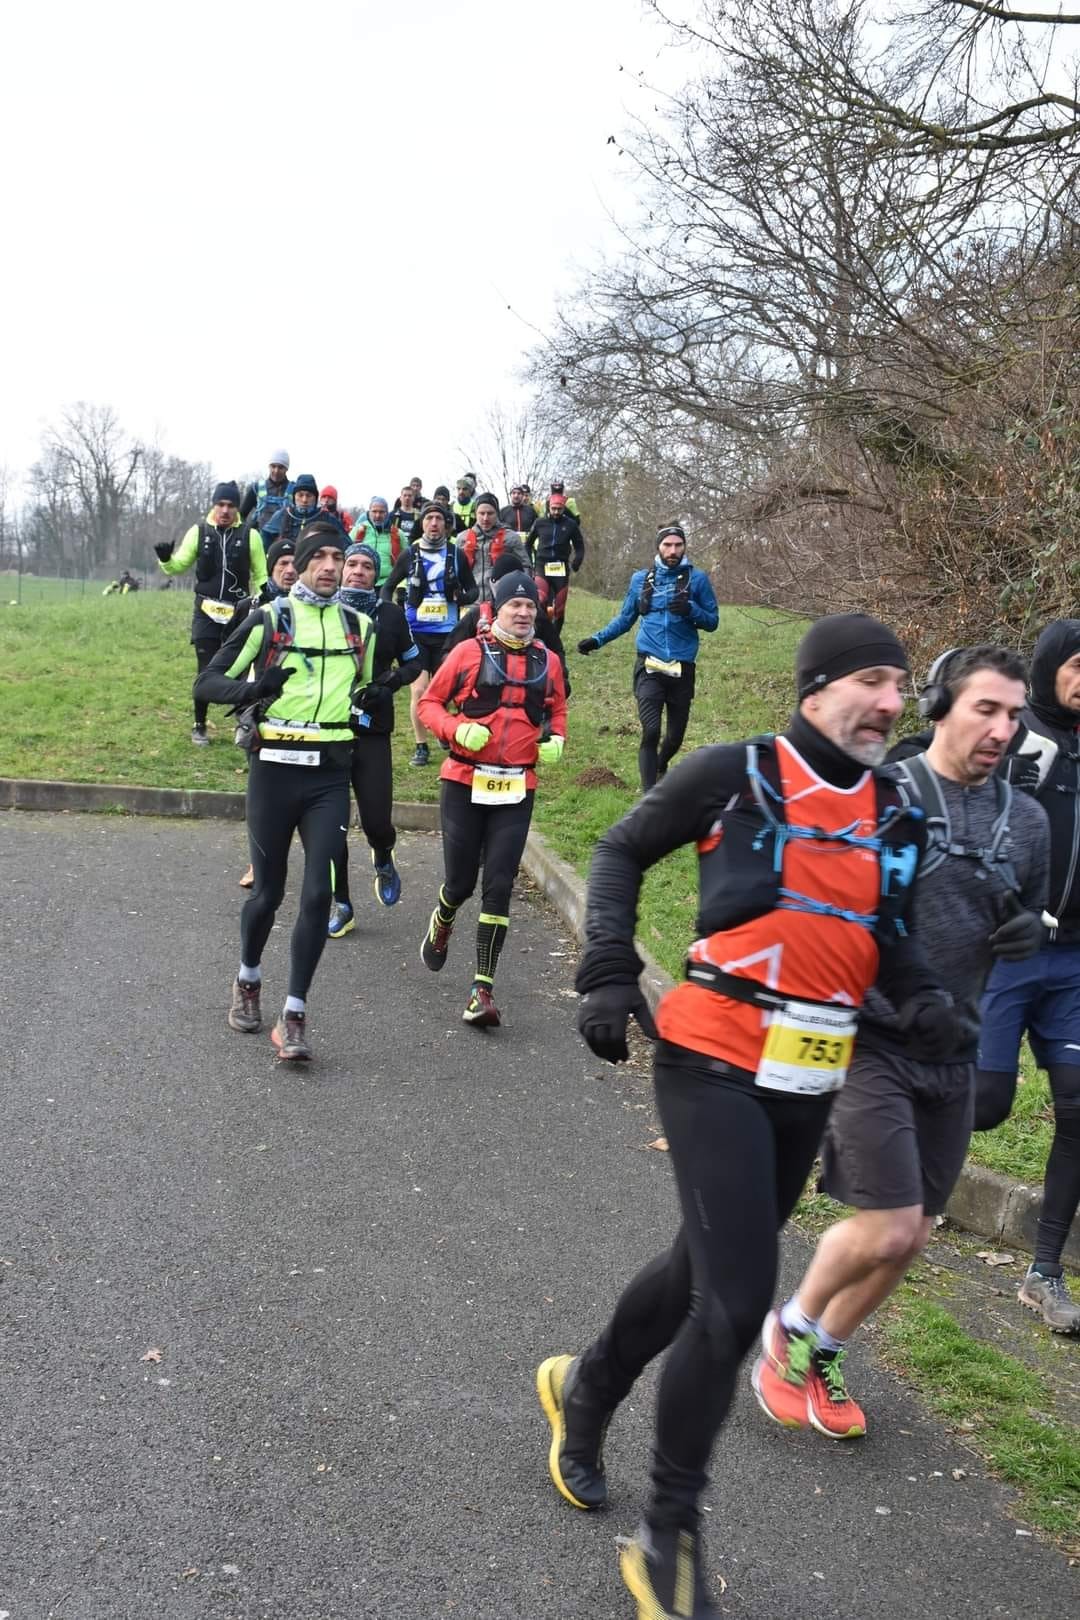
[260,747,320,767]
[644,656,683,679]
[755,1000,857,1096]
[261,722,322,744]
[471,764,527,806]
[199,597,234,624]
[544,560,567,577]
[417,598,448,623]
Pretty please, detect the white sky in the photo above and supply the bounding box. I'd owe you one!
[2,0,671,506]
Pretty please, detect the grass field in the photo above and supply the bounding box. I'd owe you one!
[0,569,163,604]
[0,583,1056,1181]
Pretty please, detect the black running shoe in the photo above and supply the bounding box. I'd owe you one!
[620,1522,722,1619]
[421,907,454,971]
[536,1354,610,1510]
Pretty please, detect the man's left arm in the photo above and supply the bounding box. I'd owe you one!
[248,529,268,592]
[689,569,719,631]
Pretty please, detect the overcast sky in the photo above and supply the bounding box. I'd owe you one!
[3,0,675,505]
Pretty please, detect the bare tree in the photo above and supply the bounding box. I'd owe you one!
[41,402,142,569]
[457,399,569,500]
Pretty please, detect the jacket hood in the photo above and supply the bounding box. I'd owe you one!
[205,508,243,529]
[1030,618,1080,731]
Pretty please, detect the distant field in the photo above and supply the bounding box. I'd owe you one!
[0,582,1053,1180]
[0,569,170,603]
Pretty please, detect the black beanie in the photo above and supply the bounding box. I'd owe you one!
[476,492,500,514]
[293,520,345,575]
[492,571,540,612]
[292,473,319,497]
[795,613,908,700]
[490,551,524,583]
[433,485,451,500]
[265,537,297,572]
[420,499,451,524]
[212,480,240,507]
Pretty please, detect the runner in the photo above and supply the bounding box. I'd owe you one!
[328,541,421,934]
[154,480,268,746]
[537,613,966,1620]
[527,492,584,634]
[319,485,354,535]
[224,536,298,636]
[457,492,530,602]
[753,645,1049,1441]
[448,551,571,695]
[452,473,479,535]
[240,451,294,548]
[276,474,321,542]
[577,524,719,790]
[416,570,567,1028]
[500,483,538,534]
[379,500,478,766]
[976,619,1080,1332]
[349,496,402,582]
[193,519,374,1062]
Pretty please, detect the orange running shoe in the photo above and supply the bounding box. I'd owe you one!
[750,1309,815,1429]
[805,1347,866,1439]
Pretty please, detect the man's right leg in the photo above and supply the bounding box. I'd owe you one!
[231,756,298,1032]
[421,780,482,971]
[352,731,401,905]
[409,660,432,761]
[192,638,218,740]
[633,667,665,791]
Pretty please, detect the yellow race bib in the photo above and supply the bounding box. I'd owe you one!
[756,1001,857,1096]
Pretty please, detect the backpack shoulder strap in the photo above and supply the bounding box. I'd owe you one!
[895,752,949,875]
[337,603,374,678]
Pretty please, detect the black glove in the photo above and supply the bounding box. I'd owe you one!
[668,592,691,617]
[571,557,582,573]
[577,637,599,656]
[354,681,394,717]
[578,983,658,1064]
[1003,749,1041,795]
[251,664,295,702]
[373,668,401,691]
[896,991,979,1062]
[153,541,174,562]
[990,903,1046,961]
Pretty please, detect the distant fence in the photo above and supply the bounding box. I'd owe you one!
[0,568,194,603]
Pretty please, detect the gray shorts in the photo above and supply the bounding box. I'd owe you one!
[822,1048,974,1216]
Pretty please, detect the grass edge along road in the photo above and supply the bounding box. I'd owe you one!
[5,583,1078,1548]
[3,583,1054,1185]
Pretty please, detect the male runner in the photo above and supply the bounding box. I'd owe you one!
[527,493,584,633]
[754,645,1049,1438]
[194,519,374,1062]
[537,613,967,1619]
[578,524,719,790]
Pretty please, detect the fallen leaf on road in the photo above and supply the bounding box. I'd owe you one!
[951,1468,967,1480]
[976,1251,1016,1267]
[647,1137,670,1152]
[182,1567,199,1579]
[140,1347,163,1363]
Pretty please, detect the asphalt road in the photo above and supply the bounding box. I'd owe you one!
[1,811,1075,1619]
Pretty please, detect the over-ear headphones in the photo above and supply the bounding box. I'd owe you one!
[917,646,964,721]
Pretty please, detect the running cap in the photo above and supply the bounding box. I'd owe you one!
[265,537,297,571]
[344,540,381,582]
[795,613,908,700]
[293,520,346,574]
[269,449,290,469]
[492,570,540,612]
[292,473,319,496]
[211,480,240,507]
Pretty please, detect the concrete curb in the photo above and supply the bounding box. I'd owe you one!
[5,775,1076,1263]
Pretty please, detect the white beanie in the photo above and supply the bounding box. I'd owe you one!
[269,448,290,469]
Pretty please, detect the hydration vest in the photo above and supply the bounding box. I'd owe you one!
[406,544,460,607]
[895,752,1019,890]
[194,521,252,602]
[457,635,551,730]
[639,562,691,615]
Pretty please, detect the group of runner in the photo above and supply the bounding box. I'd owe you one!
[152,454,1080,1620]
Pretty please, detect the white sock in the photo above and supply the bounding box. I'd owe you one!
[238,965,261,985]
[817,1327,846,1353]
[284,995,305,1015]
[780,1296,818,1337]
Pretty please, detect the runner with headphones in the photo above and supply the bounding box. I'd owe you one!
[753,645,1049,1440]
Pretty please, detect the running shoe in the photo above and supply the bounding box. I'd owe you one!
[227,977,261,1034]
[191,724,210,747]
[620,1522,722,1620]
[805,1346,866,1439]
[750,1309,815,1429]
[535,1354,609,1510]
[421,908,454,971]
[410,742,430,766]
[328,900,355,938]
[1018,1266,1080,1334]
[463,982,501,1028]
[372,852,402,907]
[271,1011,312,1062]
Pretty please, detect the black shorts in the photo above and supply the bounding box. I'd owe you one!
[822,1048,973,1215]
[411,632,452,675]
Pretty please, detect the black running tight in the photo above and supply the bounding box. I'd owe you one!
[334,734,396,903]
[439,778,534,915]
[193,640,219,728]
[975,1064,1080,1268]
[241,756,350,999]
[577,1044,832,1529]
[633,663,696,791]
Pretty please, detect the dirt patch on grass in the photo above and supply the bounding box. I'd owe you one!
[575,765,631,790]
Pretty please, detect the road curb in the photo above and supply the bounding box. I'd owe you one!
[5,774,1075,1263]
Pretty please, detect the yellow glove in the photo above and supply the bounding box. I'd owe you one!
[538,735,565,765]
[454,721,491,753]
